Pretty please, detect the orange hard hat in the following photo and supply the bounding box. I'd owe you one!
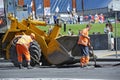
[30,33,35,39]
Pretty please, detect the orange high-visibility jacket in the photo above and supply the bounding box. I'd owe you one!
[16,35,33,62]
[78,28,90,46]
[16,35,33,48]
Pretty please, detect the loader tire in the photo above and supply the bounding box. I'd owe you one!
[29,41,41,66]
[10,45,19,67]
[10,37,41,67]
[9,36,21,67]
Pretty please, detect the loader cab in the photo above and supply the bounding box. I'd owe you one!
[0,0,16,37]
[0,0,19,58]
[0,0,28,45]
[0,0,8,35]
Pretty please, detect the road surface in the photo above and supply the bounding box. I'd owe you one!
[0,50,120,80]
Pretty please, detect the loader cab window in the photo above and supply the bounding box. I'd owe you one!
[0,0,7,32]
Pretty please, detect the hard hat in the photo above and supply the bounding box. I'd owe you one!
[30,33,35,39]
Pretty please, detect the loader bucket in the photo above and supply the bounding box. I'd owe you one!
[57,36,79,52]
[47,39,72,65]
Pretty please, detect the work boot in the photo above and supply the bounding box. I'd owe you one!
[27,65,33,69]
[80,65,84,68]
[83,64,88,67]
[80,63,88,68]
[19,64,23,69]
[80,63,84,68]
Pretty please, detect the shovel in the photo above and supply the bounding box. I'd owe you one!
[90,46,102,68]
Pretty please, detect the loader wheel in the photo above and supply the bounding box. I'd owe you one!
[9,45,19,67]
[9,36,21,67]
[29,40,41,66]
[10,37,41,67]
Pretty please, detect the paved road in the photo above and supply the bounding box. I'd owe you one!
[0,61,120,79]
[0,50,120,80]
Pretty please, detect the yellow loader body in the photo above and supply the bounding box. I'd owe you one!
[2,14,72,65]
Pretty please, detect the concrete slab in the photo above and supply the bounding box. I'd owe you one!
[93,50,120,58]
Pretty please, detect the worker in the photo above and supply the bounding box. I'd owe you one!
[16,33,35,69]
[78,24,92,68]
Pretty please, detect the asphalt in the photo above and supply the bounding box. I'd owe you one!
[0,50,120,64]
[0,50,120,79]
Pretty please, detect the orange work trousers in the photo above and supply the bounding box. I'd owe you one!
[16,44,30,63]
[80,56,90,66]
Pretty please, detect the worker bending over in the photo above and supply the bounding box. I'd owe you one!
[78,24,92,68]
[16,33,35,69]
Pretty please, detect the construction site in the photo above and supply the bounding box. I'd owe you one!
[0,0,120,80]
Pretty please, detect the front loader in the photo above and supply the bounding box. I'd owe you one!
[2,14,75,67]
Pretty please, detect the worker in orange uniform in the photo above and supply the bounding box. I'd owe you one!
[16,33,35,69]
[78,24,92,68]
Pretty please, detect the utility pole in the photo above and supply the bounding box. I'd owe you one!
[43,0,50,16]
[18,0,24,6]
[81,0,84,15]
[72,0,76,12]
